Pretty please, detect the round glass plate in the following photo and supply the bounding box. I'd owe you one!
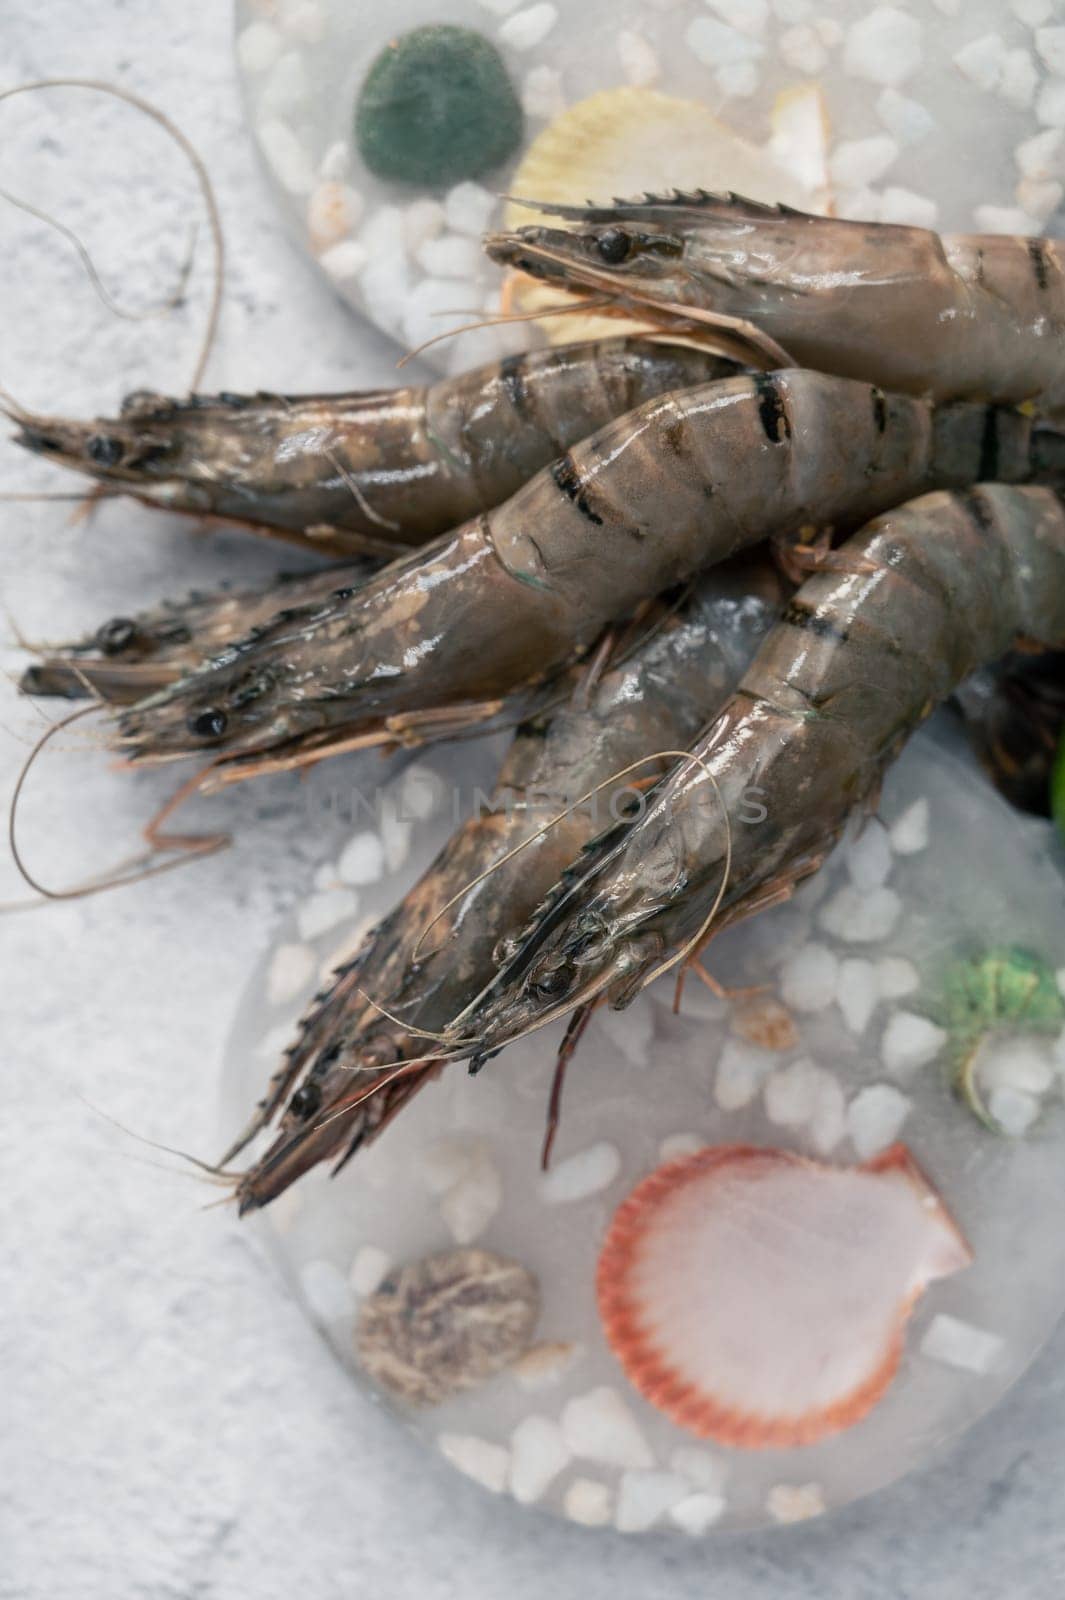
[222,721,1065,1535]
[234,0,1062,371]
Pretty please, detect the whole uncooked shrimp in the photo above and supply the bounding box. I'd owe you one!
[10,339,738,558]
[232,559,784,1209]
[112,370,1063,776]
[435,484,1065,1067]
[487,193,1065,408]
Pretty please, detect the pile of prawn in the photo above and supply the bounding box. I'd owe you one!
[14,192,1065,1199]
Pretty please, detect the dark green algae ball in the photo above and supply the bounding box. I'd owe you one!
[355,24,524,189]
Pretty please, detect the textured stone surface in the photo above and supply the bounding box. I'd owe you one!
[2,5,1065,1597]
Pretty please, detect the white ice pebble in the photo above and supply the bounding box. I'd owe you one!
[278,0,325,42]
[237,21,283,73]
[767,1482,826,1523]
[829,136,900,189]
[300,1259,355,1324]
[403,278,476,359]
[522,65,566,119]
[259,50,309,115]
[877,956,920,1000]
[1013,0,1052,24]
[836,957,879,1036]
[338,830,385,887]
[440,1149,503,1243]
[499,3,559,51]
[267,941,315,1004]
[953,34,1005,93]
[669,1493,726,1535]
[659,1132,706,1162]
[847,1084,912,1159]
[319,240,368,283]
[257,118,315,194]
[618,31,660,86]
[705,0,769,36]
[780,941,839,1012]
[881,1010,947,1077]
[439,1433,510,1493]
[1036,78,1065,127]
[1016,177,1064,222]
[595,995,654,1067]
[615,1471,690,1534]
[878,187,939,229]
[843,8,923,87]
[509,1416,571,1504]
[1036,26,1065,76]
[1016,128,1065,181]
[564,1478,612,1526]
[562,1387,654,1469]
[974,204,1041,234]
[307,182,363,251]
[988,1085,1041,1136]
[921,1314,1004,1374]
[809,1069,847,1155]
[779,24,827,75]
[819,885,902,943]
[404,198,445,253]
[540,1141,621,1204]
[715,1037,777,1109]
[876,88,936,145]
[846,824,893,891]
[349,1245,391,1297]
[715,60,760,97]
[416,233,483,278]
[686,16,765,68]
[1000,49,1039,109]
[764,1057,823,1127]
[297,887,357,941]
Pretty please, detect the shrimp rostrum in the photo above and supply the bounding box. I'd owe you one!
[435,485,1065,1069]
[488,192,1065,408]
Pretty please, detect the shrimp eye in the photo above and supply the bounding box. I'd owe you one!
[87,433,123,467]
[288,1082,322,1120]
[596,228,633,265]
[532,964,572,999]
[96,617,137,655]
[187,706,229,739]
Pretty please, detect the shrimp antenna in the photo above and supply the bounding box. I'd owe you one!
[0,78,224,390]
[396,297,615,369]
[77,1094,237,1184]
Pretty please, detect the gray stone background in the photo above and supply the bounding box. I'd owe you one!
[0,4,1062,1597]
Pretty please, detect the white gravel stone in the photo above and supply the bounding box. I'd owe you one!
[764,1058,823,1127]
[879,186,939,228]
[706,0,768,35]
[278,0,325,43]
[522,64,566,118]
[403,277,474,359]
[819,885,902,943]
[1036,78,1065,126]
[509,1415,571,1504]
[475,0,523,14]
[359,206,410,335]
[809,1069,847,1154]
[1000,48,1039,109]
[255,1019,296,1061]
[780,24,827,74]
[847,1084,912,1159]
[877,956,920,1000]
[1013,0,1052,25]
[876,87,936,145]
[953,34,1005,93]
[974,204,1041,234]
[615,1471,690,1534]
[238,21,283,73]
[846,824,893,891]
[921,1314,1004,1374]
[976,1037,1056,1096]
[767,1482,826,1523]
[843,7,923,87]
[403,198,445,252]
[257,117,315,194]
[564,1478,612,1526]
[562,1387,654,1469]
[349,1244,391,1297]
[299,1259,354,1324]
[669,1446,728,1493]
[267,941,315,1005]
[439,1433,510,1493]
[379,806,411,873]
[499,3,559,51]
[307,182,363,251]
[416,233,483,278]
[669,1493,726,1535]
[890,797,929,853]
[1016,177,1064,221]
[513,1340,582,1388]
[399,761,447,820]
[440,1149,503,1244]
[881,1010,948,1077]
[259,49,309,116]
[838,188,884,223]
[540,1140,621,1204]
[715,1037,777,1109]
[659,1132,706,1162]
[686,16,765,68]
[337,830,385,887]
[988,1084,1042,1136]
[780,942,839,1011]
[1036,26,1065,76]
[715,60,760,97]
[318,239,368,283]
[1016,127,1065,181]
[595,996,654,1067]
[297,887,357,941]
[618,30,660,85]
[836,957,879,1035]
[829,136,900,188]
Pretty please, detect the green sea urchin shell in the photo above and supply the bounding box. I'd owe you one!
[355,25,523,189]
